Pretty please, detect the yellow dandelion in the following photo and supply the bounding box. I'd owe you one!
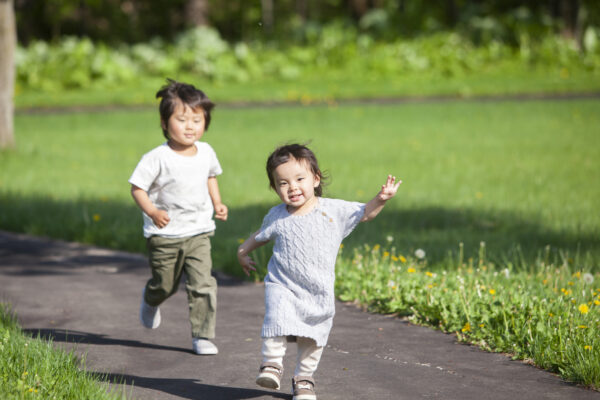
[407,267,416,273]
[461,322,471,332]
[573,271,581,278]
[427,284,433,289]
[391,256,399,262]
[93,214,101,222]
[373,244,380,251]
[542,279,548,285]
[584,345,592,350]
[489,289,496,295]
[339,244,344,249]
[578,304,589,314]
[594,300,600,306]
[383,251,390,258]
[568,281,574,286]
[425,271,434,277]
[578,325,588,329]
[399,256,407,263]
[549,312,554,317]
[479,324,485,328]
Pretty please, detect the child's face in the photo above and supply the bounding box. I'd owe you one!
[163,100,205,151]
[272,157,320,214]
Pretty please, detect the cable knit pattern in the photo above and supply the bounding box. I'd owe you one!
[255,198,365,346]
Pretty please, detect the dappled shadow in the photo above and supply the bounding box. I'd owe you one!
[93,372,289,400]
[23,328,192,354]
[1,192,598,274]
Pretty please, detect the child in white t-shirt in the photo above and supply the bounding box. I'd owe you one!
[129,79,227,355]
[237,144,400,399]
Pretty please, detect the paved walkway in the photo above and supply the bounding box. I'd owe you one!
[1,230,598,400]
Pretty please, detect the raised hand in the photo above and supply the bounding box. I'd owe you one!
[377,175,402,201]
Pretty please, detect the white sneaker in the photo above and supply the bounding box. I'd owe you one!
[192,338,219,355]
[139,288,161,329]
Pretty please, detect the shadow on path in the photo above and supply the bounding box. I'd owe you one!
[23,328,192,354]
[94,372,289,400]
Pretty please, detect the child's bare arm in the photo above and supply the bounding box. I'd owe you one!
[130,185,170,228]
[237,231,269,276]
[207,176,228,221]
[361,175,402,222]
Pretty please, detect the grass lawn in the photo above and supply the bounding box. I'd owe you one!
[14,66,600,110]
[1,97,598,276]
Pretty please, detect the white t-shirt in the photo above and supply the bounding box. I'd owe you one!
[129,141,223,238]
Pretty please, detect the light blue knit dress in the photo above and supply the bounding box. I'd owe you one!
[255,198,365,347]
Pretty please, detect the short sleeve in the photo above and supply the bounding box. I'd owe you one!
[205,143,223,177]
[339,201,366,238]
[129,152,159,191]
[254,206,280,242]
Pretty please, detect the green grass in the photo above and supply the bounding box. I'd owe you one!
[335,242,600,388]
[14,66,600,109]
[0,304,127,399]
[2,98,599,276]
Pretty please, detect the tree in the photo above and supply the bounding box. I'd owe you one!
[0,0,16,149]
[186,0,210,27]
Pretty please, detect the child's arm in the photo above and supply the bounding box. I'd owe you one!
[207,176,228,221]
[237,231,269,276]
[361,175,402,222]
[130,185,171,228]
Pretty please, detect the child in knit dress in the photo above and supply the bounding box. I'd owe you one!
[237,144,400,400]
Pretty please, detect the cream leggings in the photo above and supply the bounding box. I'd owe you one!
[262,336,324,377]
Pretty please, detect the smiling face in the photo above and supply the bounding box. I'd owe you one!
[272,157,321,215]
[163,99,206,155]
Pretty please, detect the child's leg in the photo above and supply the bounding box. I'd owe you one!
[295,337,324,377]
[262,336,287,366]
[256,336,287,389]
[145,236,187,306]
[182,232,217,339]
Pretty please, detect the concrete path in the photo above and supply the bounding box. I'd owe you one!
[1,230,598,400]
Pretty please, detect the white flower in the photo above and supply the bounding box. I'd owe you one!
[503,268,510,278]
[386,235,394,243]
[415,249,426,259]
[583,273,594,284]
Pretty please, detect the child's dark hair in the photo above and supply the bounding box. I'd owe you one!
[155,79,215,140]
[266,144,326,196]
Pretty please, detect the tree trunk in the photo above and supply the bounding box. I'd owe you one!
[560,0,581,47]
[261,0,274,34]
[185,0,209,27]
[0,0,16,149]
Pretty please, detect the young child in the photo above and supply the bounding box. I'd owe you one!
[129,79,227,355]
[237,144,400,399]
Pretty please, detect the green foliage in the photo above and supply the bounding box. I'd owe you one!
[0,304,127,399]
[335,242,600,389]
[15,26,600,94]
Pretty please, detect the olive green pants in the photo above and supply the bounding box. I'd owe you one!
[144,232,217,339]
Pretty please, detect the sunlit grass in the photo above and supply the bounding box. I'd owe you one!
[0,304,128,399]
[336,241,600,388]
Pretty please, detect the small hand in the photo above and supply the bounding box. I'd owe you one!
[150,209,170,228]
[238,254,257,276]
[377,175,402,201]
[214,203,228,221]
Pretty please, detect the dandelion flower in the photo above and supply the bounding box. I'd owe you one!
[461,322,471,332]
[93,214,101,222]
[584,345,592,350]
[583,273,594,284]
[425,271,434,277]
[573,271,581,278]
[391,256,398,262]
[399,256,407,263]
[503,268,510,278]
[407,267,416,273]
[415,249,426,259]
[489,289,496,295]
[479,324,485,328]
[594,300,600,306]
[578,325,588,329]
[383,251,390,258]
[373,244,380,251]
[578,304,589,314]
[386,235,394,243]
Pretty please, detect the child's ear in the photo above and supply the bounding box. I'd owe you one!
[313,174,321,188]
